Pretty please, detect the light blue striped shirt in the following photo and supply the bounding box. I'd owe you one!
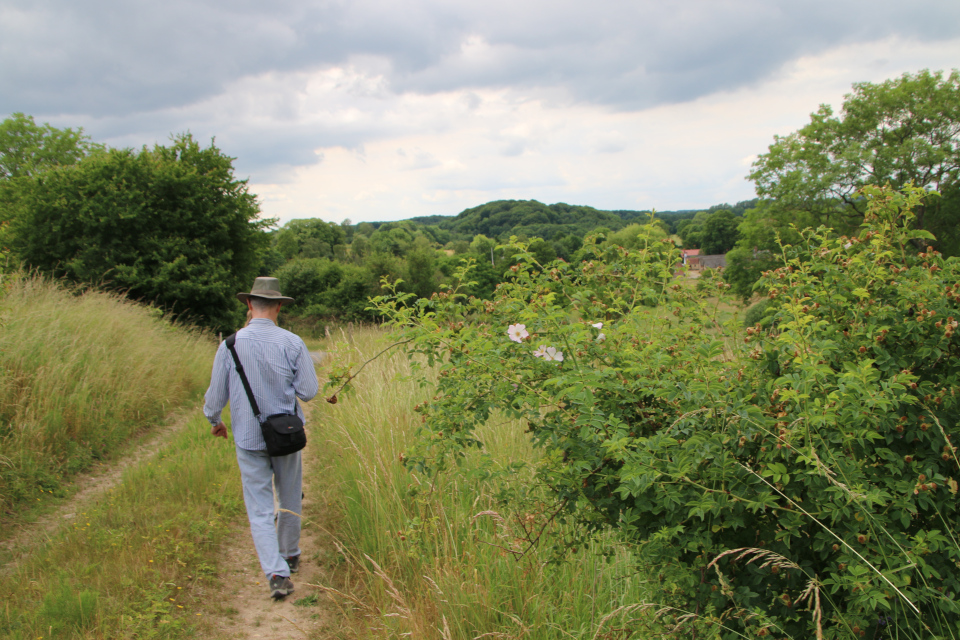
[203,318,319,451]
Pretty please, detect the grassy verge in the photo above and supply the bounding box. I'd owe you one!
[314,328,658,639]
[0,412,244,640]
[0,274,215,515]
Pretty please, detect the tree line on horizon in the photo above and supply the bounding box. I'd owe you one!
[258,197,757,328]
[0,68,957,332]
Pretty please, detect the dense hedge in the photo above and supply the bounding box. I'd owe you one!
[365,186,959,639]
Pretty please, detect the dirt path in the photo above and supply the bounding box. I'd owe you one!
[202,401,353,640]
[0,407,197,573]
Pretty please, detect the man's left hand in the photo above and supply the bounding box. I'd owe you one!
[211,421,228,439]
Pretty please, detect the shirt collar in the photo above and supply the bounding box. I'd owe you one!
[248,318,277,326]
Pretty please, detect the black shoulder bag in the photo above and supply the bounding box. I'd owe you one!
[225,333,306,457]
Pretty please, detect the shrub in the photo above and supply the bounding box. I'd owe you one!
[10,134,266,331]
[695,267,718,294]
[364,186,959,639]
[724,244,781,302]
[275,258,377,321]
[743,298,772,327]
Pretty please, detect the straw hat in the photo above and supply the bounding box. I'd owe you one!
[236,277,295,304]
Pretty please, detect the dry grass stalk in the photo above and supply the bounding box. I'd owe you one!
[796,578,825,640]
[803,445,867,500]
[305,582,373,612]
[365,553,412,619]
[590,603,655,640]
[707,547,801,573]
[472,510,507,525]
[277,612,310,637]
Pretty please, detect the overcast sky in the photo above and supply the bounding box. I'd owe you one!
[3,0,959,225]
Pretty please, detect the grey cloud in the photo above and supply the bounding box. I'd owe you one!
[388,0,960,108]
[397,148,442,171]
[1,0,466,116]
[6,0,959,116]
[501,140,527,157]
[596,143,624,154]
[3,0,958,173]
[385,0,960,105]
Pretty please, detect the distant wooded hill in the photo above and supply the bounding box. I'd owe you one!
[396,198,758,240]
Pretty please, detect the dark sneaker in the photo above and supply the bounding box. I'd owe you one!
[285,555,300,574]
[269,574,294,599]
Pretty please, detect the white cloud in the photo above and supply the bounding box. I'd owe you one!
[243,36,960,223]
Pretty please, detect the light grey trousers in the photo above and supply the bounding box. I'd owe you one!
[235,445,303,578]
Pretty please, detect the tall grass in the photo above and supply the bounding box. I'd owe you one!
[0,413,245,639]
[0,274,215,514]
[314,328,656,639]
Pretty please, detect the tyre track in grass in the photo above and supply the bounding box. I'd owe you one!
[0,406,198,574]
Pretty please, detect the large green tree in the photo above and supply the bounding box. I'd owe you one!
[404,237,439,299]
[0,113,102,180]
[273,218,347,260]
[0,114,104,240]
[748,69,960,243]
[729,69,960,300]
[676,211,709,248]
[12,134,268,331]
[699,209,741,254]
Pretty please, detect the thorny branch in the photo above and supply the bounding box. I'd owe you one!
[325,338,414,402]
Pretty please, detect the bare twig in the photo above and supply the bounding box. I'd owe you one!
[325,338,415,400]
[517,499,569,559]
[474,538,524,559]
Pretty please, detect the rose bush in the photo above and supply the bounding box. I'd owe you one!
[355,187,959,639]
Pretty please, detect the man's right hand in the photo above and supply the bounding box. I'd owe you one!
[211,421,228,439]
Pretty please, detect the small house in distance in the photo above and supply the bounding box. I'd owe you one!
[681,249,700,265]
[686,254,727,271]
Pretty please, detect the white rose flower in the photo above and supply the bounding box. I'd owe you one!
[543,346,564,362]
[507,323,529,343]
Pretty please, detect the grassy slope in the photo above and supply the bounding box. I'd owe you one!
[0,412,244,639]
[0,273,245,639]
[0,275,215,515]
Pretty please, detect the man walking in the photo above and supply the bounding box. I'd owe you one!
[203,277,319,599]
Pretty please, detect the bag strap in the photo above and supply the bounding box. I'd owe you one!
[225,333,262,421]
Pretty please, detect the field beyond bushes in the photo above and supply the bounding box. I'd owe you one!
[0,275,216,516]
